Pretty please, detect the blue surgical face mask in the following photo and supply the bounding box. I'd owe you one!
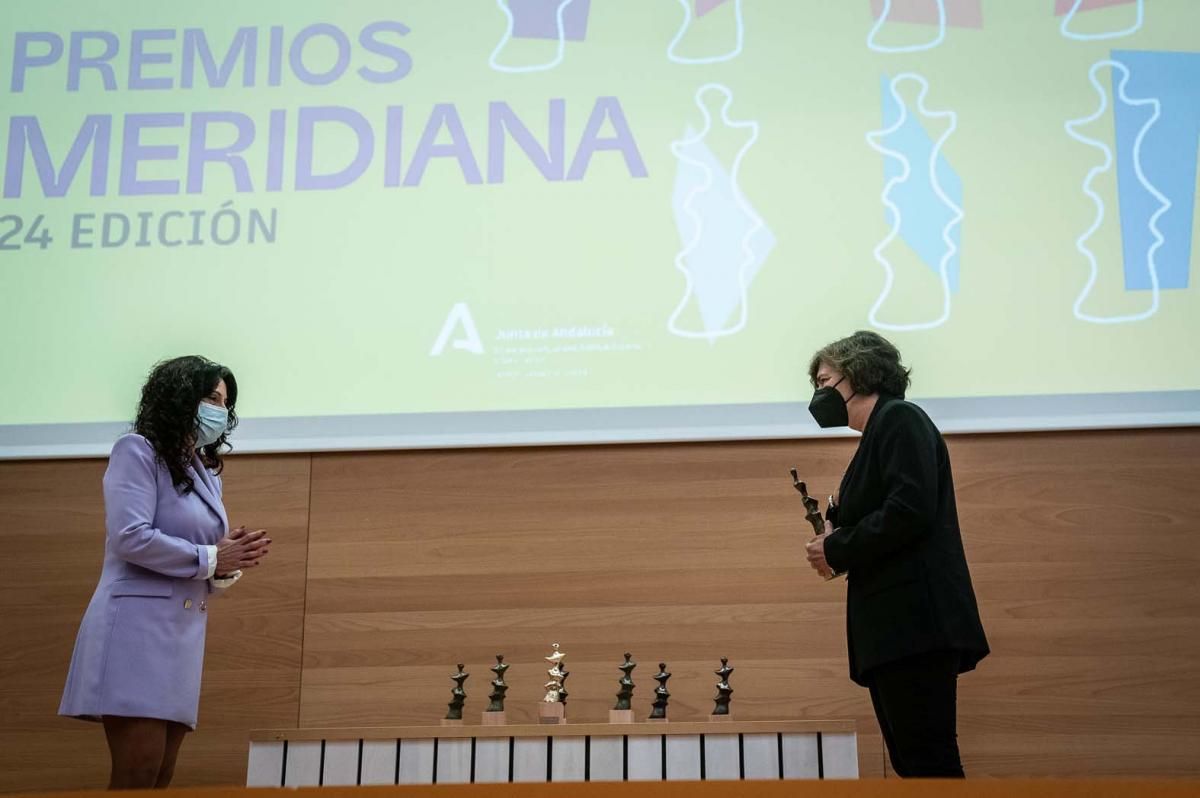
[195,402,229,449]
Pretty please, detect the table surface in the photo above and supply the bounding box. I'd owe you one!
[249,719,857,742]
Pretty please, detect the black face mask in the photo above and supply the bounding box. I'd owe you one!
[809,377,855,428]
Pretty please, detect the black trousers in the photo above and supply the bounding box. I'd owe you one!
[866,649,965,778]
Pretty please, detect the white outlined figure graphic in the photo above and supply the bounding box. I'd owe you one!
[666,0,745,65]
[867,0,947,54]
[489,0,583,74]
[1064,59,1169,324]
[865,73,963,332]
[668,83,773,341]
[1059,0,1144,42]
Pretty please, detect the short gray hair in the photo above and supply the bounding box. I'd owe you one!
[808,331,911,398]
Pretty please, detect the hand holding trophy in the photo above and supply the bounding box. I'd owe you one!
[790,469,844,581]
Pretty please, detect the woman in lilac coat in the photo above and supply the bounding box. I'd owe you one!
[60,356,270,789]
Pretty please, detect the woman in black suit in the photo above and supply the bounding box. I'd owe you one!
[803,331,989,778]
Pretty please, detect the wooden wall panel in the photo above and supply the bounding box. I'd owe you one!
[171,454,311,787]
[0,459,112,791]
[0,454,310,792]
[298,440,897,778]
[299,429,1200,780]
[949,429,1200,777]
[2,425,1198,790]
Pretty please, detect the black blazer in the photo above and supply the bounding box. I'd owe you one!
[824,394,989,686]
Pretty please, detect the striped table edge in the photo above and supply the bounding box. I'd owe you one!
[248,731,858,786]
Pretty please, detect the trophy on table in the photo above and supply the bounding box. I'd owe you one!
[710,657,734,720]
[483,654,510,725]
[610,652,637,723]
[648,662,671,722]
[539,643,568,724]
[443,663,469,726]
[791,468,844,580]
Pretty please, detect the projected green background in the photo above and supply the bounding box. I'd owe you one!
[1,0,1196,427]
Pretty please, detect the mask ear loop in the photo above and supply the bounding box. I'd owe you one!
[830,376,857,405]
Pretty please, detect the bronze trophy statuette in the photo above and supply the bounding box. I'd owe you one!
[442,663,468,726]
[610,652,637,723]
[710,657,734,720]
[648,662,671,722]
[791,469,844,581]
[482,654,510,725]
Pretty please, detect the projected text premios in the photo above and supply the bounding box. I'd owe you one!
[2,22,650,200]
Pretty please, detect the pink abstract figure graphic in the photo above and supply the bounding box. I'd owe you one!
[869,0,983,28]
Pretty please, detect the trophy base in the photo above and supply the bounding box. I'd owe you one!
[709,713,733,722]
[538,703,565,724]
[646,717,669,723]
[441,719,464,727]
[481,711,508,726]
[609,710,634,724]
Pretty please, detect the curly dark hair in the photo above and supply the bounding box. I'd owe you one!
[133,356,238,494]
[808,331,911,398]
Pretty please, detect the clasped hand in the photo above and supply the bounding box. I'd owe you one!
[215,526,270,576]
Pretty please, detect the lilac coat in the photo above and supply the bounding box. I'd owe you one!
[59,434,228,729]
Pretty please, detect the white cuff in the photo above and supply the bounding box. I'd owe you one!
[211,570,243,590]
[199,545,218,580]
